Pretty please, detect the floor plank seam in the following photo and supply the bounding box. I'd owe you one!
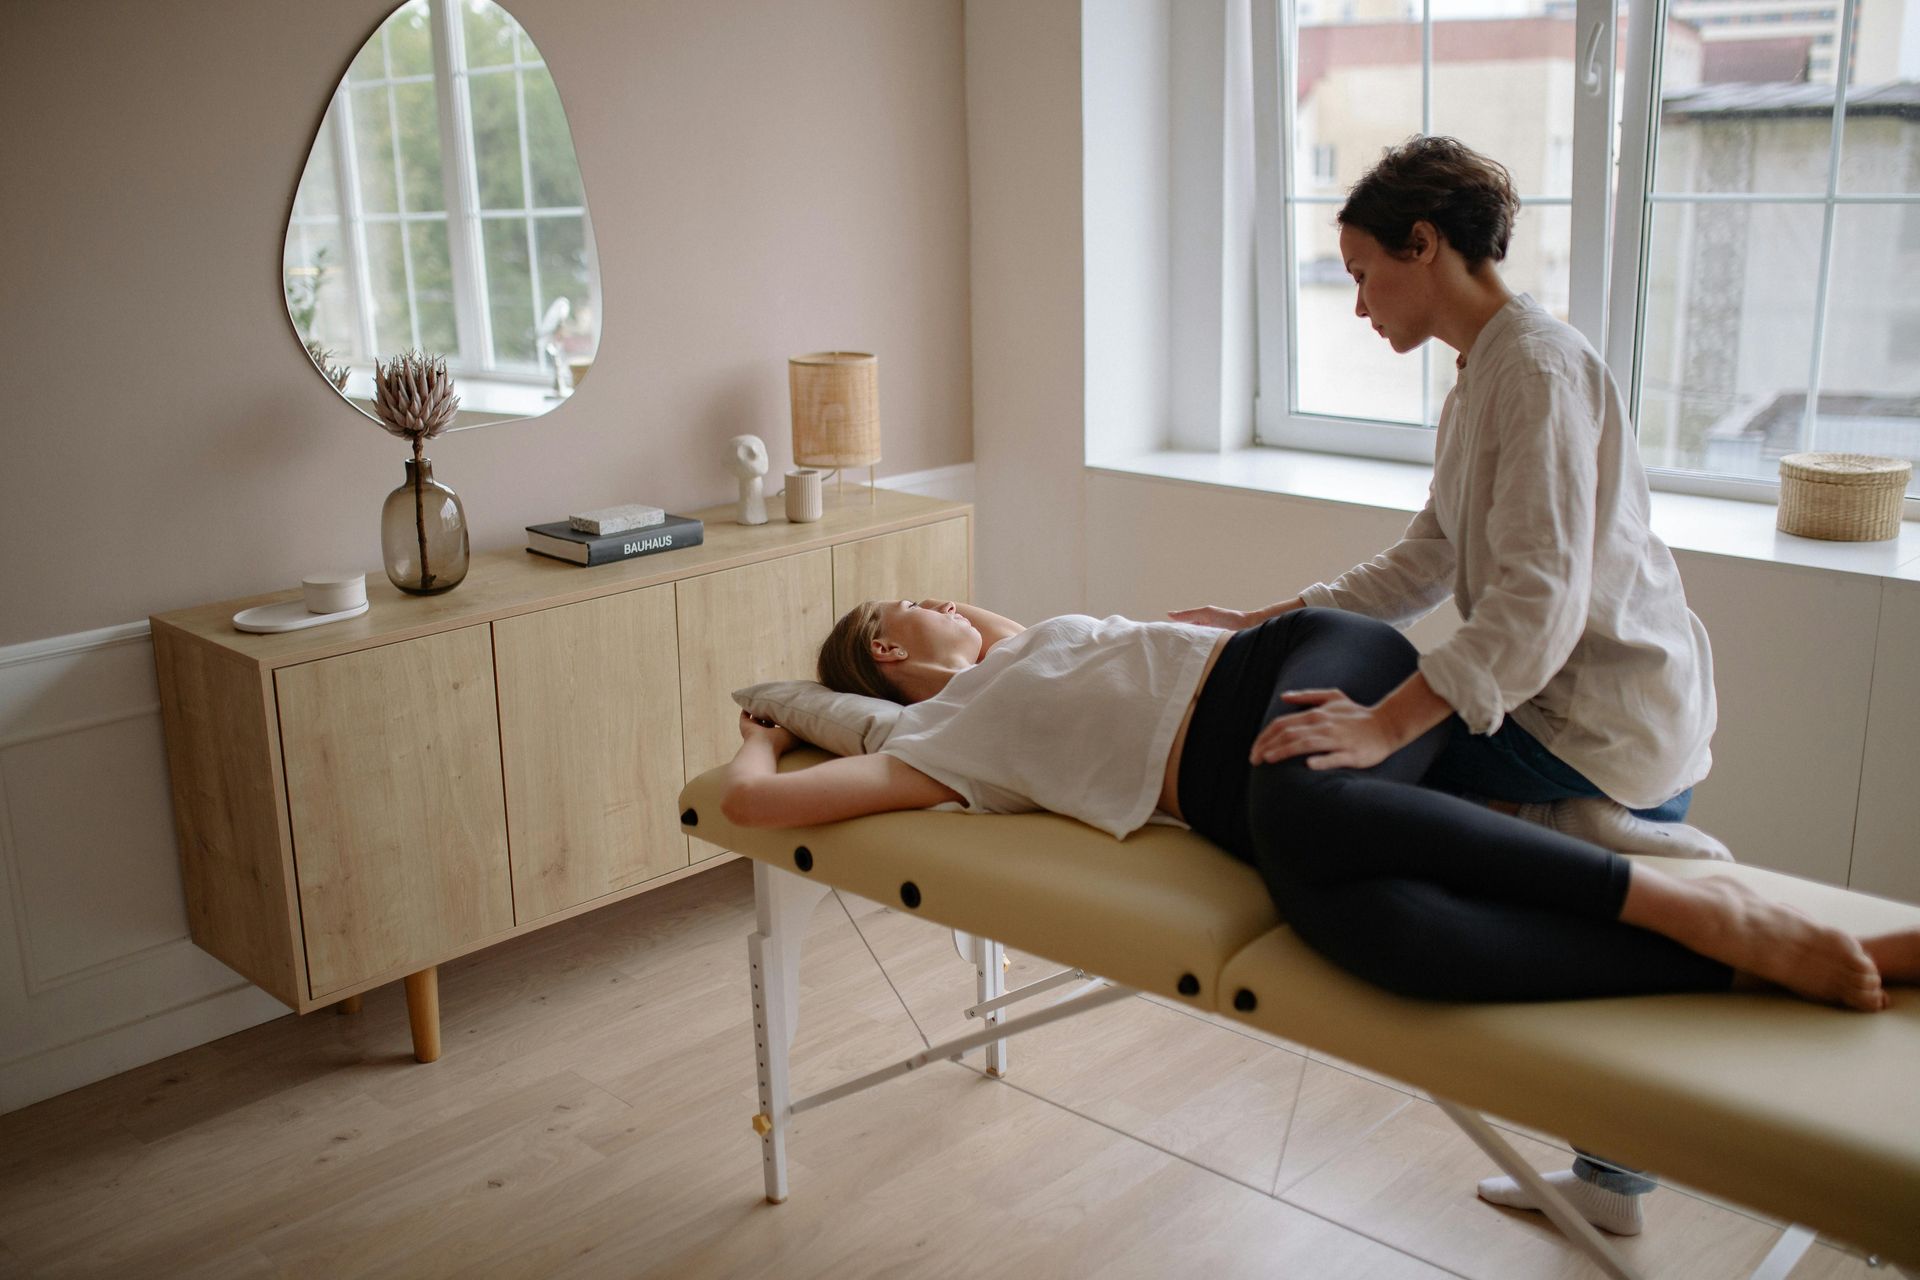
[1265,1056,1312,1199]
[1271,1093,1416,1200]
[1139,990,1317,1058]
[960,1061,1478,1280]
[834,890,933,1050]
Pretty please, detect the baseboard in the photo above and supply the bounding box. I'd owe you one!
[0,983,286,1115]
[877,461,975,503]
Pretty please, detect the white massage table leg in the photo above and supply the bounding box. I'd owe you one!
[1749,1225,1817,1280]
[748,862,832,1205]
[971,935,1008,1076]
[1434,1099,1645,1280]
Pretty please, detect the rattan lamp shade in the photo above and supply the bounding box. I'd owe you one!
[789,352,880,469]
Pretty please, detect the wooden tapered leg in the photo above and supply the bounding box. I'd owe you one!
[403,967,441,1063]
[334,994,363,1015]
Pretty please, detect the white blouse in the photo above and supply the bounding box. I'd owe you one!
[880,615,1221,838]
[1300,294,1717,810]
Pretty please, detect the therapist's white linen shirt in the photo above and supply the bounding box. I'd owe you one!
[1300,294,1716,810]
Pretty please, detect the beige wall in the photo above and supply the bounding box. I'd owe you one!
[0,0,971,646]
[965,0,1087,621]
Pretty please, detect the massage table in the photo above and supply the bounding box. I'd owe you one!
[679,753,1920,1279]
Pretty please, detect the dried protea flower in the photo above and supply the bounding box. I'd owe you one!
[373,351,460,452]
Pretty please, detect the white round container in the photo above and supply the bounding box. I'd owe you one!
[302,571,368,615]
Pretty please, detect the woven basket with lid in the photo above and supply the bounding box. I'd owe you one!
[1775,452,1911,542]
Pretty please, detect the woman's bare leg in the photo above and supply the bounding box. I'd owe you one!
[1620,868,1889,1010]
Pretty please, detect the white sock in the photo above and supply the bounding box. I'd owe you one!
[1520,796,1734,862]
[1477,1168,1646,1236]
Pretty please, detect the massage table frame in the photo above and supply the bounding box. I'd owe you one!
[683,767,1920,1274]
[748,862,1848,1280]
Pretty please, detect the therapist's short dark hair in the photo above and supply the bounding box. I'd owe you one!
[1338,136,1521,268]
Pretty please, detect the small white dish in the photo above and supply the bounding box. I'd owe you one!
[232,600,370,634]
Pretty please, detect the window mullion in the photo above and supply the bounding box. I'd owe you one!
[1603,0,1663,420]
[1251,0,1291,442]
[1420,0,1433,427]
[430,0,492,373]
[1799,0,1862,455]
[1567,0,1618,350]
[329,91,379,364]
[515,59,545,362]
[382,75,423,356]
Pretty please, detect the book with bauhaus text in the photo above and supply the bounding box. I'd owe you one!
[525,514,705,566]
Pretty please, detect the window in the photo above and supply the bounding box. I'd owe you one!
[1255,0,1592,459]
[1627,7,1919,494]
[285,0,597,387]
[1250,0,1920,501]
[1310,142,1338,183]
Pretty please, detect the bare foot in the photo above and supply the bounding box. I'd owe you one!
[1862,930,1920,986]
[1675,878,1886,1011]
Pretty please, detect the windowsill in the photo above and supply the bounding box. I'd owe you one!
[1091,448,1920,585]
[340,368,568,424]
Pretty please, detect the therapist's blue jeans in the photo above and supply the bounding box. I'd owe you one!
[1425,715,1681,1196]
[1424,716,1693,824]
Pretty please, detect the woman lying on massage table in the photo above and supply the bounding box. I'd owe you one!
[720,599,1920,1012]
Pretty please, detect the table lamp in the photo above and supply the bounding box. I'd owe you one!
[789,351,879,505]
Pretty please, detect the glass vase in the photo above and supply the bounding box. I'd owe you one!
[381,457,469,595]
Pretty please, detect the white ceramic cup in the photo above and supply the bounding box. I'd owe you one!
[785,468,824,523]
[302,571,367,615]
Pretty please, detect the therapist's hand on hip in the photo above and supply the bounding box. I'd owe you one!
[1252,670,1455,769]
[1251,690,1402,769]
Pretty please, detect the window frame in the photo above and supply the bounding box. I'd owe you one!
[1246,0,1920,517]
[292,0,599,387]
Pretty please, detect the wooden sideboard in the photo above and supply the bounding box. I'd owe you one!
[151,488,971,1061]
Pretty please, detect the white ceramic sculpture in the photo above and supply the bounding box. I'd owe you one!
[728,433,770,525]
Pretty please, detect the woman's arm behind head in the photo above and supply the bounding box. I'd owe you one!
[721,739,963,828]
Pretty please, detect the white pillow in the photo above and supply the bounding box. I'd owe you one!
[732,680,902,756]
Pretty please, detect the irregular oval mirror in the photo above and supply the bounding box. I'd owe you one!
[284,0,599,428]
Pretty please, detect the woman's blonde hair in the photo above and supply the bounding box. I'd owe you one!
[818,601,909,704]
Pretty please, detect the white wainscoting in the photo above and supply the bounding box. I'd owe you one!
[0,623,285,1115]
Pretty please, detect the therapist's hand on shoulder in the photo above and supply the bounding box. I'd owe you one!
[1168,604,1255,630]
[1169,597,1306,631]
[1250,689,1399,771]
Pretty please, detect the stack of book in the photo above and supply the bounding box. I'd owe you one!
[526,511,704,566]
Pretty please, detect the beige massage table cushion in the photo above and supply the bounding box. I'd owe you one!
[680,753,1920,1264]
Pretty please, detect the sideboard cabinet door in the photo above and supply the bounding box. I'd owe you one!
[831,517,972,616]
[275,625,514,998]
[676,549,834,861]
[494,585,688,923]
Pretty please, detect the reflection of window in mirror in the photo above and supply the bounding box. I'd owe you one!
[285,0,599,423]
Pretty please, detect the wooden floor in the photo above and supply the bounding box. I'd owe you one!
[0,860,1885,1279]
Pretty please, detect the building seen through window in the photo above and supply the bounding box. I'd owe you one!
[1275,0,1920,496]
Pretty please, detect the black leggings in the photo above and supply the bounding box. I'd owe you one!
[1177,609,1732,1002]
